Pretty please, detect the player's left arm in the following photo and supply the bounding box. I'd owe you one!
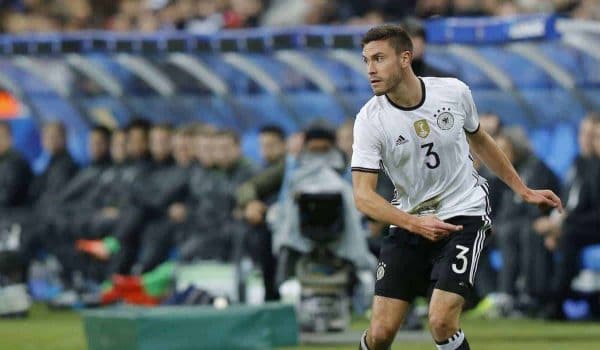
[466,128,563,213]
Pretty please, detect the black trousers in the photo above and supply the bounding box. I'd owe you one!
[553,225,600,299]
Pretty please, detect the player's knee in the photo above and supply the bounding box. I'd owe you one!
[368,323,397,347]
[428,312,458,340]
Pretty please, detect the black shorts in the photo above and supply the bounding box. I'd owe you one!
[375,215,492,302]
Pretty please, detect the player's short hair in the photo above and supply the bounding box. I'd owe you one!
[361,24,413,54]
[91,125,111,139]
[215,129,240,145]
[259,124,286,140]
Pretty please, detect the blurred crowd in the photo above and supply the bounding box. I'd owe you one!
[471,111,600,320]
[1,108,600,319]
[0,117,371,307]
[1,0,598,34]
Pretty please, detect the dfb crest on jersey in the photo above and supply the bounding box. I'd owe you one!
[376,262,386,281]
[437,112,454,130]
[413,119,430,138]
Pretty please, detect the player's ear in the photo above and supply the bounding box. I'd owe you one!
[399,50,412,68]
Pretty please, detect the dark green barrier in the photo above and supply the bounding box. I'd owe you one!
[83,303,298,350]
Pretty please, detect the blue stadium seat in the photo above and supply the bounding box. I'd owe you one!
[529,127,552,160]
[475,47,554,88]
[339,92,374,116]
[547,122,577,181]
[581,245,600,271]
[8,118,42,164]
[519,89,586,126]
[286,92,346,127]
[470,89,530,126]
[78,97,132,127]
[302,51,370,93]
[198,55,260,94]
[235,94,298,133]
[241,130,262,165]
[425,50,496,89]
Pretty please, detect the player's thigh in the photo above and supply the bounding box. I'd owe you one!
[428,288,464,321]
[432,215,492,299]
[370,295,411,334]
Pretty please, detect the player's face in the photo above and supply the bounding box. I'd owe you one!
[110,131,127,163]
[172,134,192,166]
[42,124,66,155]
[88,131,109,162]
[149,128,172,162]
[259,132,285,164]
[127,128,148,159]
[362,39,410,96]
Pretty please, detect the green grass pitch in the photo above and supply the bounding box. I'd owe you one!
[2,304,600,349]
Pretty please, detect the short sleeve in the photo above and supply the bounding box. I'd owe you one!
[461,83,480,134]
[351,110,382,173]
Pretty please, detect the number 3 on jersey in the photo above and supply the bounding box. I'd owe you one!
[420,142,440,169]
[452,244,470,274]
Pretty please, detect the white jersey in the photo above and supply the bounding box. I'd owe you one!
[351,77,489,220]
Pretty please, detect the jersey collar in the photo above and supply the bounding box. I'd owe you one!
[384,77,426,111]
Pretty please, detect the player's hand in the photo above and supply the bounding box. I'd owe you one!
[521,188,563,214]
[244,200,267,226]
[407,215,463,241]
[168,203,187,223]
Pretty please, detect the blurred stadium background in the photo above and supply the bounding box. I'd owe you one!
[1,0,600,349]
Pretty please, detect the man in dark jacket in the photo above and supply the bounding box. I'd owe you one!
[546,115,600,319]
[494,127,561,315]
[76,120,153,262]
[0,121,32,285]
[180,129,256,262]
[21,121,78,281]
[0,121,32,212]
[236,125,287,301]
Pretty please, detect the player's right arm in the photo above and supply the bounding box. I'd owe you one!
[352,171,461,240]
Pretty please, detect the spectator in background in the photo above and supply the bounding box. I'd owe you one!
[0,121,32,285]
[402,17,454,78]
[0,121,32,211]
[534,113,599,250]
[237,125,287,301]
[494,127,561,317]
[76,119,152,262]
[545,114,600,319]
[30,121,78,209]
[14,121,78,286]
[100,125,198,306]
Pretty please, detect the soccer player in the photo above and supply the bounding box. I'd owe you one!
[352,24,562,350]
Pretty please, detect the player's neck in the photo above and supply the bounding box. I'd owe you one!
[386,74,423,110]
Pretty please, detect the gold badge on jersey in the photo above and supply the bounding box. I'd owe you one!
[413,119,430,138]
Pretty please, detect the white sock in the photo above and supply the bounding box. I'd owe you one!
[360,330,370,350]
[435,329,465,350]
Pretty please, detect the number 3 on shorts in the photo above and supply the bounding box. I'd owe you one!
[452,244,470,274]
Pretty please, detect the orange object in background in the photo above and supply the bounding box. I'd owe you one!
[0,91,21,119]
